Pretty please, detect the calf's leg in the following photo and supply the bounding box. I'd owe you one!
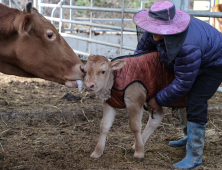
[132,107,164,151]
[125,83,147,159]
[90,101,116,158]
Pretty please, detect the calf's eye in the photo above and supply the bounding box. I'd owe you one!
[102,71,105,74]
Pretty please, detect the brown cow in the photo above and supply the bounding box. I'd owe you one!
[83,53,187,160]
[0,2,84,89]
[212,4,222,33]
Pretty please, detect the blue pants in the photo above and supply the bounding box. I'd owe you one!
[187,67,222,125]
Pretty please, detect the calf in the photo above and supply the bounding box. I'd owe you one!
[84,52,187,159]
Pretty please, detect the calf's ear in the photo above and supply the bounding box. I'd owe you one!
[111,59,126,71]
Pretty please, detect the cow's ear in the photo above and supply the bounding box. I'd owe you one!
[111,59,126,71]
[14,1,33,35]
[25,1,33,13]
[15,15,33,35]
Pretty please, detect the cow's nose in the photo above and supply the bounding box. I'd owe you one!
[85,83,94,91]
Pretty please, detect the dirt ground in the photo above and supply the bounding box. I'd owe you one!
[0,73,221,170]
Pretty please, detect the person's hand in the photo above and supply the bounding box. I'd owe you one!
[147,97,160,113]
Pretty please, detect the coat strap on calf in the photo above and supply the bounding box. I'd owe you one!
[143,103,155,119]
[143,104,148,111]
[151,111,155,119]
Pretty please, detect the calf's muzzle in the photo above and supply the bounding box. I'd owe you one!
[85,82,95,91]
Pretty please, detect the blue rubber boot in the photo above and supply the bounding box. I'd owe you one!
[173,121,206,170]
[169,110,187,147]
[169,132,187,147]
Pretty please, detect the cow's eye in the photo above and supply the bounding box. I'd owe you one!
[47,33,53,38]
[102,71,105,74]
[46,30,56,41]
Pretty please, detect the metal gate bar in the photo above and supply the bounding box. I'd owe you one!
[60,33,135,51]
[39,3,222,17]
[44,17,136,32]
[39,0,138,57]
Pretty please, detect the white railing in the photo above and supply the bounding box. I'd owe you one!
[0,0,21,10]
[36,0,143,57]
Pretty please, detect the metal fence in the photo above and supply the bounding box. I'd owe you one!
[36,0,145,57]
[0,0,21,10]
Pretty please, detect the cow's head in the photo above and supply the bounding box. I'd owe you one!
[10,2,84,88]
[84,55,125,92]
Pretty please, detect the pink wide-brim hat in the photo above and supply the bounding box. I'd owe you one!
[133,1,191,35]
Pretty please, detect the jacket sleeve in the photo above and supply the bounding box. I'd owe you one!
[155,45,202,106]
[134,32,157,54]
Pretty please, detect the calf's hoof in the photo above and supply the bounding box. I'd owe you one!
[131,144,135,154]
[131,144,135,151]
[90,151,102,159]
[134,152,144,161]
[135,157,144,162]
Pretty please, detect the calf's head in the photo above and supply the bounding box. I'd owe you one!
[84,55,126,92]
[2,2,84,88]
